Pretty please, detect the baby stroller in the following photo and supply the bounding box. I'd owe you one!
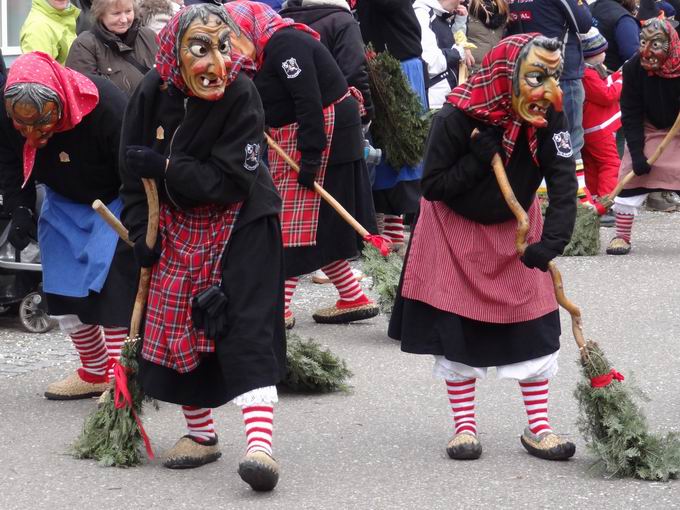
[0,186,54,333]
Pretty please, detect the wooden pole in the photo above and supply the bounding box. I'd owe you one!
[92,199,133,247]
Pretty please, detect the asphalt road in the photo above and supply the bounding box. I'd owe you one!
[1,210,679,509]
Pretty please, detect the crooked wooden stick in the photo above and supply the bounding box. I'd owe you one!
[265,132,390,256]
[490,154,587,356]
[602,111,680,208]
[92,200,133,247]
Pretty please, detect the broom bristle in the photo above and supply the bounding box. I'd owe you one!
[361,244,403,314]
[283,333,353,393]
[574,341,680,481]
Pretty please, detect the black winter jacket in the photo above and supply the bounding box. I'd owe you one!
[280,0,374,122]
[356,0,422,61]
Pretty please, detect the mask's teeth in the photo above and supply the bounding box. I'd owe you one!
[203,78,210,87]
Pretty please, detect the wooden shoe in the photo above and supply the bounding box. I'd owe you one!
[520,427,575,461]
[312,296,379,324]
[446,432,482,460]
[44,371,110,400]
[606,237,631,255]
[284,311,295,330]
[238,450,280,492]
[163,435,221,469]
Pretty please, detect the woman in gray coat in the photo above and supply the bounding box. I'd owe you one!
[66,0,158,96]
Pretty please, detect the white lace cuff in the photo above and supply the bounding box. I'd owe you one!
[231,385,278,407]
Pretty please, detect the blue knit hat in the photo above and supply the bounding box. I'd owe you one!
[580,27,608,59]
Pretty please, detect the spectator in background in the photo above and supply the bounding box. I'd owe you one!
[356,0,425,250]
[580,27,622,226]
[590,0,639,73]
[73,0,94,34]
[466,0,508,72]
[66,0,158,97]
[507,0,593,208]
[20,0,80,64]
[413,0,470,109]
[139,0,183,33]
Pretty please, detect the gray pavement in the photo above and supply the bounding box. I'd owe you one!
[2,210,680,509]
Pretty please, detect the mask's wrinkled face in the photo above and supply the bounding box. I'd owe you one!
[179,13,233,101]
[6,98,60,149]
[640,21,670,73]
[512,44,563,128]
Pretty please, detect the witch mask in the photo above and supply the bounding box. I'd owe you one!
[4,83,62,149]
[511,37,564,128]
[640,18,671,73]
[178,9,239,101]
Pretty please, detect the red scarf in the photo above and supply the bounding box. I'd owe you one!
[5,52,99,186]
[653,19,680,78]
[447,34,541,165]
[155,5,246,94]
[224,0,319,71]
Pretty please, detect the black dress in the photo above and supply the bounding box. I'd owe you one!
[254,28,377,278]
[389,105,577,367]
[0,77,137,327]
[120,70,287,406]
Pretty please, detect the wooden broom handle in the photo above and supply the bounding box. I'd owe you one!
[604,110,680,205]
[92,200,134,247]
[490,154,587,353]
[264,132,370,238]
[458,61,468,85]
[129,178,159,339]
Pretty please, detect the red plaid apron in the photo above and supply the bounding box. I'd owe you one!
[268,87,365,247]
[142,202,242,373]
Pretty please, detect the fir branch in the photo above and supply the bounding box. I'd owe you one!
[361,244,403,314]
[283,333,353,393]
[563,203,600,256]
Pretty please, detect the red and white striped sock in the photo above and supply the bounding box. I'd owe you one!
[322,259,365,304]
[103,327,127,379]
[284,277,299,318]
[242,405,274,456]
[446,378,477,436]
[382,214,404,245]
[519,379,553,436]
[615,212,634,243]
[181,406,217,443]
[70,324,108,382]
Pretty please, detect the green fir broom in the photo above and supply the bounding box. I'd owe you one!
[366,45,429,169]
[283,333,353,393]
[562,202,600,256]
[361,244,403,314]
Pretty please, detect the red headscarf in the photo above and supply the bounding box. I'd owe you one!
[155,4,248,94]
[5,52,99,187]
[447,34,543,165]
[646,17,680,78]
[224,0,319,70]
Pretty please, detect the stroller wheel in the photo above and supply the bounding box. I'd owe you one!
[19,292,55,334]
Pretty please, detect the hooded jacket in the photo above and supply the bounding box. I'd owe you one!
[20,0,80,64]
[139,0,183,34]
[280,0,374,121]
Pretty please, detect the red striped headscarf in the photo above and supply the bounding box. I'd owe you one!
[5,52,99,186]
[447,34,543,165]
[224,0,319,71]
[155,4,246,94]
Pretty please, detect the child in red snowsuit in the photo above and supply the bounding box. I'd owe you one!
[580,28,623,219]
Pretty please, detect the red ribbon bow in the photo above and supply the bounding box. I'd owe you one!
[108,359,154,459]
[364,234,391,256]
[590,368,625,388]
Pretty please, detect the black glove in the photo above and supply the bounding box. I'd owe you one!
[520,243,556,272]
[632,153,652,176]
[470,127,503,167]
[297,162,319,190]
[8,207,37,251]
[191,286,228,339]
[133,238,161,268]
[125,145,167,179]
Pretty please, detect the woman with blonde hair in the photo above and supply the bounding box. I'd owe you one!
[66,0,158,96]
[466,0,508,71]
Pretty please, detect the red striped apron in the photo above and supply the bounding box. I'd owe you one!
[401,198,557,324]
[142,202,241,373]
[268,87,365,247]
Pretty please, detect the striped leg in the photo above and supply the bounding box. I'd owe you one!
[381,214,404,245]
[70,324,108,382]
[103,327,127,379]
[615,212,634,243]
[519,379,552,436]
[446,378,477,436]
[242,405,274,456]
[321,259,366,304]
[284,277,299,319]
[182,406,217,443]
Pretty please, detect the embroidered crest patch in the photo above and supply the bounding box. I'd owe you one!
[244,143,260,171]
[552,131,573,158]
[282,57,302,79]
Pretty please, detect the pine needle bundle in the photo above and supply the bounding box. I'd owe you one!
[562,203,600,256]
[574,342,680,481]
[283,333,353,393]
[361,244,403,314]
[72,339,153,467]
[366,45,429,169]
